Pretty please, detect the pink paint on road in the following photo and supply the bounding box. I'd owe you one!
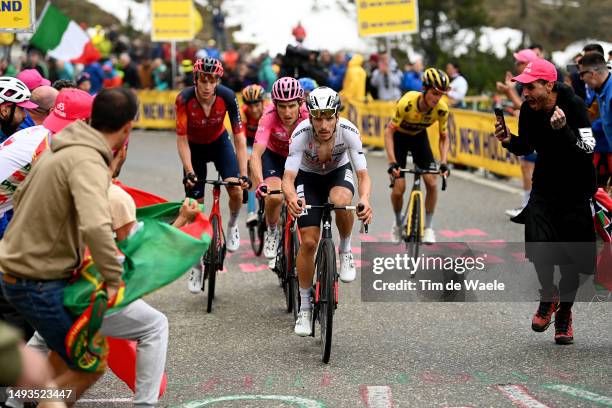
[359,385,395,408]
[439,229,488,238]
[239,263,269,273]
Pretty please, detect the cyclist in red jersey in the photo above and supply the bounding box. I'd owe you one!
[241,84,266,225]
[176,57,250,256]
[250,77,309,264]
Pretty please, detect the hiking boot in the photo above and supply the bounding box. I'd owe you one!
[532,300,559,332]
[554,309,574,345]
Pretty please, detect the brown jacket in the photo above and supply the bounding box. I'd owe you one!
[0,120,122,290]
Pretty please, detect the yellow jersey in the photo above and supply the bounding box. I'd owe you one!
[390,91,449,136]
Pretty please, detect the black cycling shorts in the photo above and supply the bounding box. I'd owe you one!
[262,149,286,180]
[393,130,437,174]
[185,131,240,199]
[295,163,355,228]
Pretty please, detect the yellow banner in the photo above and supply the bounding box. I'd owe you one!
[356,0,419,37]
[151,0,194,42]
[134,90,232,131]
[0,0,33,32]
[343,98,522,178]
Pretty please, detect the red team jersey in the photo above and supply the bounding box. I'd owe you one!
[175,84,243,144]
[241,104,261,141]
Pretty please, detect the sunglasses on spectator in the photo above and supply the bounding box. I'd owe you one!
[309,109,336,119]
[579,69,594,79]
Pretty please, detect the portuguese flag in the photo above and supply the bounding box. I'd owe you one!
[30,3,100,64]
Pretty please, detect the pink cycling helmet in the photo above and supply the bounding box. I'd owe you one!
[271,77,304,102]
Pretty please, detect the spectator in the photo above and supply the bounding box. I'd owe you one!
[0,88,137,399]
[26,85,58,126]
[341,53,366,102]
[569,43,604,101]
[401,59,423,93]
[292,21,307,45]
[119,52,141,89]
[152,58,169,90]
[137,57,154,89]
[445,61,468,108]
[16,69,52,130]
[179,59,195,89]
[52,79,76,91]
[76,72,92,94]
[608,50,612,62]
[24,49,49,78]
[365,53,379,99]
[222,45,240,72]
[103,61,123,89]
[328,51,347,91]
[0,58,16,77]
[205,39,221,60]
[212,8,228,50]
[83,60,105,95]
[258,55,277,92]
[54,60,74,81]
[578,52,612,186]
[370,54,402,101]
[495,58,597,345]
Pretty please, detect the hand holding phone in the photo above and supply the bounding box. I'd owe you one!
[494,108,511,143]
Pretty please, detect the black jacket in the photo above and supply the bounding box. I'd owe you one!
[504,82,596,202]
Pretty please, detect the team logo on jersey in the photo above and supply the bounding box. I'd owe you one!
[577,128,595,153]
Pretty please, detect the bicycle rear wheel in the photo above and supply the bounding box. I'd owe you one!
[318,240,336,364]
[206,215,221,313]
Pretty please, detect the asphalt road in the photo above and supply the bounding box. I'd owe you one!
[80,130,611,408]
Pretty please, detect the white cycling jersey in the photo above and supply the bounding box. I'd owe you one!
[285,117,367,175]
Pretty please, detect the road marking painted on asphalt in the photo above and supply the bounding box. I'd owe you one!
[359,385,394,408]
[494,384,551,408]
[451,168,523,195]
[177,394,326,407]
[79,398,133,403]
[541,384,612,406]
[439,228,488,238]
[238,263,270,273]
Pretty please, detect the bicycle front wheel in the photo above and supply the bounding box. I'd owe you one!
[406,192,422,263]
[318,240,336,364]
[250,213,265,256]
[289,228,301,322]
[206,215,221,313]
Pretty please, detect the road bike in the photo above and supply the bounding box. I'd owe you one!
[389,167,446,260]
[248,192,266,256]
[305,203,367,364]
[200,177,247,313]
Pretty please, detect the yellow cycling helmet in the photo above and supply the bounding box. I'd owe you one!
[241,84,265,104]
[422,67,450,92]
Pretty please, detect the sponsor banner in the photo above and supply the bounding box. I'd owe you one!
[0,0,35,32]
[151,0,194,42]
[343,97,522,178]
[356,0,419,37]
[360,242,610,302]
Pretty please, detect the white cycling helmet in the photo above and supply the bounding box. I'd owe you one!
[0,77,38,109]
[306,86,340,117]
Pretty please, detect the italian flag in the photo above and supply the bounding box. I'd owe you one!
[30,3,100,64]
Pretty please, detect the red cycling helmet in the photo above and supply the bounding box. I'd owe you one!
[194,57,224,78]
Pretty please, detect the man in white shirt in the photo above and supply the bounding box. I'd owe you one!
[446,61,468,108]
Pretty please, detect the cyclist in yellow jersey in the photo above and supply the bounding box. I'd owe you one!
[384,67,451,244]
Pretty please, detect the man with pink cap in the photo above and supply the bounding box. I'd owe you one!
[495,58,596,346]
[16,69,53,131]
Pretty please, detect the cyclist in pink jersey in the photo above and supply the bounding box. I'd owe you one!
[250,77,309,261]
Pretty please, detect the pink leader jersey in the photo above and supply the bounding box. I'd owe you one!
[254,103,309,157]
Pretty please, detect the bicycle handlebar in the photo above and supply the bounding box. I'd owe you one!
[304,203,369,233]
[388,168,447,191]
[201,179,249,203]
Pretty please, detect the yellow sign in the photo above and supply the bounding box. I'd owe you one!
[151,0,194,42]
[0,0,34,32]
[343,98,522,178]
[356,0,419,37]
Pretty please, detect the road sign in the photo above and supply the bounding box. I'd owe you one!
[0,0,36,33]
[151,0,194,42]
[356,0,419,37]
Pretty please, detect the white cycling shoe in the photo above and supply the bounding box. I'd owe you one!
[423,228,436,244]
[294,309,313,337]
[391,224,402,243]
[187,264,203,294]
[227,224,240,252]
[263,227,279,259]
[339,252,357,282]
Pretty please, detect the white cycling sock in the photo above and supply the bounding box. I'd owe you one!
[299,287,312,311]
[267,223,277,232]
[339,236,351,253]
[228,212,239,227]
[425,212,434,229]
[395,211,402,226]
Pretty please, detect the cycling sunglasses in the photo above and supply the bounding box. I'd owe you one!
[309,108,337,119]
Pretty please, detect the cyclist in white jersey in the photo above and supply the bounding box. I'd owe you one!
[282,86,372,336]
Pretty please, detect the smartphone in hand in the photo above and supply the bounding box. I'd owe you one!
[494,108,509,140]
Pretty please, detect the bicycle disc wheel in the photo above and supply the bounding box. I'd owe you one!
[318,240,336,364]
[206,216,220,313]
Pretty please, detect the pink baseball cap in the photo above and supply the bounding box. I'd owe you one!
[16,69,51,90]
[512,58,558,84]
[43,88,94,133]
[513,49,538,63]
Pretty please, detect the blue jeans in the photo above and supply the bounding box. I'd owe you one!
[1,275,77,368]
